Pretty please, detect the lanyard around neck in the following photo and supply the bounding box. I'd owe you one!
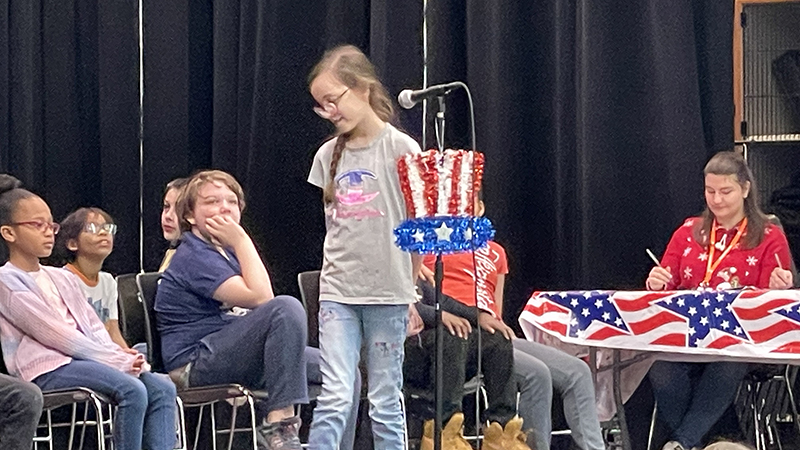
[702,218,747,286]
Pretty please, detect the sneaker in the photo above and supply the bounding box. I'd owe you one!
[257,416,302,450]
[168,362,191,391]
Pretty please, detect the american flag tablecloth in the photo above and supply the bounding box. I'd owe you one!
[519,289,800,360]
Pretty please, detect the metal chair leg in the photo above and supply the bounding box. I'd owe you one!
[174,397,187,450]
[784,366,800,436]
[90,395,107,450]
[46,409,54,450]
[753,381,762,450]
[248,395,258,450]
[79,401,90,450]
[67,403,77,450]
[211,403,218,450]
[226,401,239,450]
[646,400,657,450]
[193,405,205,450]
[612,350,631,450]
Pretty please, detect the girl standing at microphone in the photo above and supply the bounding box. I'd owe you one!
[306,45,422,450]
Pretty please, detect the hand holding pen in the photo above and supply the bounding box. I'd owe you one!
[645,248,672,291]
[770,253,794,290]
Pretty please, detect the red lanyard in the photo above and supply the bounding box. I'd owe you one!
[702,218,747,286]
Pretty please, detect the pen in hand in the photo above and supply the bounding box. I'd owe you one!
[646,248,662,268]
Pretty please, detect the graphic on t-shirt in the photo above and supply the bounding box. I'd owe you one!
[462,245,500,312]
[89,297,111,323]
[333,169,384,220]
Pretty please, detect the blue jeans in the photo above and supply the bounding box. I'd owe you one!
[513,338,605,450]
[308,301,408,450]
[34,360,177,450]
[188,296,309,416]
[648,361,749,448]
[305,346,360,450]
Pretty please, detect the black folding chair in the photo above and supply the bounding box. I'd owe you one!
[136,272,267,450]
[116,273,146,348]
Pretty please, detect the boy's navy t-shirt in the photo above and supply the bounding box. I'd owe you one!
[155,232,239,371]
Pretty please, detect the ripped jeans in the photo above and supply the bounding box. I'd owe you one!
[308,301,408,450]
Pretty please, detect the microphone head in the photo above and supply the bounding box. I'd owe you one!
[397,89,416,110]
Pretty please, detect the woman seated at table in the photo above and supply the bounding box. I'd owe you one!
[645,151,794,450]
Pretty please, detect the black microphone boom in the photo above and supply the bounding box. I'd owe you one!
[397,82,462,109]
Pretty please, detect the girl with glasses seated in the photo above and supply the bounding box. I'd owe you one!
[51,207,129,350]
[0,174,177,450]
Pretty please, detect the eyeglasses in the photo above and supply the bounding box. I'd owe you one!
[84,223,118,235]
[313,88,349,119]
[10,221,60,234]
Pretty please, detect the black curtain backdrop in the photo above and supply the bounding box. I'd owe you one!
[0,0,140,272]
[2,1,733,327]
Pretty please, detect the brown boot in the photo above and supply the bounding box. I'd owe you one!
[421,418,434,450]
[420,413,472,450]
[481,421,506,450]
[502,416,533,450]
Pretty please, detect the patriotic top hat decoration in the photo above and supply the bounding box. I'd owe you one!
[394,149,494,254]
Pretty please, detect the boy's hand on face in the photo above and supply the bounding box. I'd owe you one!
[205,215,248,248]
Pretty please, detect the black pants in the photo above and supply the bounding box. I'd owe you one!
[404,326,517,425]
[0,373,42,450]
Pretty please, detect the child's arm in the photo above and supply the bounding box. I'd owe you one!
[411,253,423,283]
[0,286,139,373]
[482,272,514,340]
[104,319,130,350]
[206,216,275,308]
[494,273,506,319]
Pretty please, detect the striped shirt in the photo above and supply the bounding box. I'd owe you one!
[0,263,142,382]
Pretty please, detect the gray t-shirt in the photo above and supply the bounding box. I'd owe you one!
[308,124,420,305]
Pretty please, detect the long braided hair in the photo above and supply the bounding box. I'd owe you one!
[308,45,396,204]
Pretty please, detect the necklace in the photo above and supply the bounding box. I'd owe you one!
[714,233,727,251]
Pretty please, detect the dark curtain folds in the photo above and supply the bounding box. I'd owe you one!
[153,0,425,294]
[3,0,733,317]
[1,0,140,273]
[426,0,733,322]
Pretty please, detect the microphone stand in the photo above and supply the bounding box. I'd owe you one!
[433,95,446,450]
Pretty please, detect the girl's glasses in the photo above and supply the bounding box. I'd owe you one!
[84,223,118,235]
[313,88,349,119]
[10,221,60,234]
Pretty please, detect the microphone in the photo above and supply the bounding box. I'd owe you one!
[397,82,462,109]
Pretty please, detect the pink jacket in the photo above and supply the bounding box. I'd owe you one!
[0,263,142,382]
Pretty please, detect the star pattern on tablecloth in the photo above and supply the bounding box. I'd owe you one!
[541,291,629,338]
[655,290,749,347]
